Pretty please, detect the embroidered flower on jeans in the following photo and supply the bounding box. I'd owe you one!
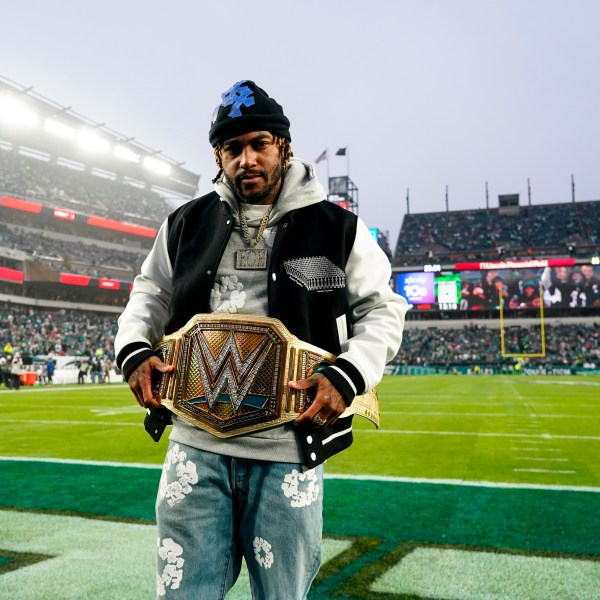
[158,444,199,507]
[157,537,184,596]
[281,468,320,508]
[253,536,274,569]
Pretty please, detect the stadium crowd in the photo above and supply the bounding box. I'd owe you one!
[395,201,600,264]
[0,148,172,226]
[0,302,116,359]
[0,223,144,278]
[393,322,600,369]
[0,140,598,377]
[0,303,597,376]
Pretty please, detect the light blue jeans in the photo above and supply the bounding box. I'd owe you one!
[155,441,324,599]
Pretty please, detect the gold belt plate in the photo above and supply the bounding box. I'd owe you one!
[153,313,380,438]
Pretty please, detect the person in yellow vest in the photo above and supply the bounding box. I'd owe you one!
[514,361,522,375]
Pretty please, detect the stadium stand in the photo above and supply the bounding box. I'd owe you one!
[392,321,600,371]
[0,222,145,278]
[0,75,200,308]
[0,148,171,227]
[395,201,600,265]
[0,301,117,359]
[0,75,598,376]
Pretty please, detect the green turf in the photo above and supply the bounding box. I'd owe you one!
[2,376,599,487]
[2,460,598,557]
[0,384,169,463]
[327,375,600,487]
[1,375,599,599]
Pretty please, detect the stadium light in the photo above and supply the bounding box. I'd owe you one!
[143,156,171,176]
[44,118,75,139]
[114,144,141,163]
[0,95,38,127]
[78,129,110,153]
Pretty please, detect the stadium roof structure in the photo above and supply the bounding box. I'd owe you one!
[0,75,199,200]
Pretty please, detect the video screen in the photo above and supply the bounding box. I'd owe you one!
[395,272,435,305]
[395,264,600,311]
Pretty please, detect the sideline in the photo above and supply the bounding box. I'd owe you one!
[1,456,599,493]
[0,383,128,394]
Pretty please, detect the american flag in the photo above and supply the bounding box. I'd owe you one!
[315,149,327,164]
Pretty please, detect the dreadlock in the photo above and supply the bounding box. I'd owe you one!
[212,145,224,184]
[211,136,293,184]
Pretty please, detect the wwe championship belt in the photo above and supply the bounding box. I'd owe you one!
[153,313,380,438]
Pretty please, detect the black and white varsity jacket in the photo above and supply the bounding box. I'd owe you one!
[115,161,408,467]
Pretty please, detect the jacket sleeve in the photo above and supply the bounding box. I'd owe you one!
[114,220,174,380]
[320,218,409,403]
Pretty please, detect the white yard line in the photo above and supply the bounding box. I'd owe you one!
[511,447,561,452]
[325,472,598,492]
[0,456,162,469]
[0,418,139,427]
[513,468,576,474]
[514,457,570,462]
[383,411,597,418]
[0,384,128,394]
[364,430,600,440]
[1,456,598,493]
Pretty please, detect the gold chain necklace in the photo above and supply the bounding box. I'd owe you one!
[239,203,273,248]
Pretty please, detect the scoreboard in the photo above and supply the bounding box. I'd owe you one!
[393,257,600,312]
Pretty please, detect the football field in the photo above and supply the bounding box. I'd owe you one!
[1,375,599,599]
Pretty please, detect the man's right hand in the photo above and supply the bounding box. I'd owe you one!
[128,355,174,409]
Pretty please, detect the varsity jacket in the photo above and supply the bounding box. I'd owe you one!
[115,158,408,466]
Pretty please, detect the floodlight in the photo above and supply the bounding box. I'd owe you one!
[144,156,171,176]
[44,118,75,139]
[114,144,141,163]
[78,129,110,152]
[0,95,38,126]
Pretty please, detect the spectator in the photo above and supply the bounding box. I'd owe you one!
[77,359,89,384]
[0,355,8,387]
[45,356,55,385]
[581,265,600,307]
[9,352,23,389]
[509,280,541,309]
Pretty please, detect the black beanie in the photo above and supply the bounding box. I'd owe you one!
[209,80,291,147]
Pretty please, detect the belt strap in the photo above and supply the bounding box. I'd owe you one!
[153,313,380,438]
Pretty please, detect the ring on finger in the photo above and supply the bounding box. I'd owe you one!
[314,414,326,427]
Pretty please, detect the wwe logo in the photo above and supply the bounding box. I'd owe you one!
[192,331,272,412]
[220,81,255,118]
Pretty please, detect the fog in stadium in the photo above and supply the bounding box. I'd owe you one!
[4,0,600,243]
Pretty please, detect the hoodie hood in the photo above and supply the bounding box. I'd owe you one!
[214,157,327,226]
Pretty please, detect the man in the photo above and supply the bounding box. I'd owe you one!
[508,280,541,309]
[541,266,574,308]
[581,264,600,307]
[115,80,408,599]
[9,351,23,389]
[45,355,55,385]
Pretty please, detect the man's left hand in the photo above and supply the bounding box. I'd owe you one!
[289,373,347,427]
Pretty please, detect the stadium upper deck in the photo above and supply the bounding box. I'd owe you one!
[1,75,599,322]
[394,200,600,266]
[0,75,199,226]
